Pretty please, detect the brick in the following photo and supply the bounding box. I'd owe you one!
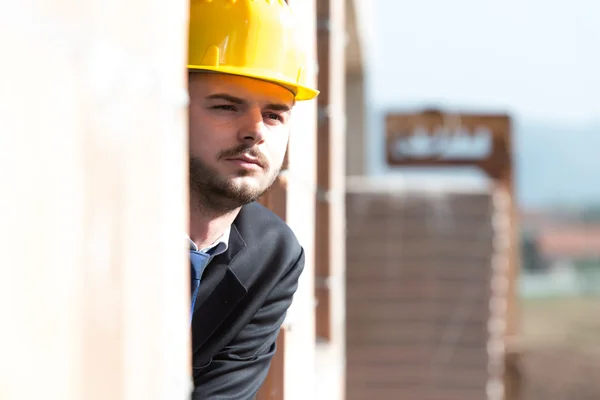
[346,190,495,400]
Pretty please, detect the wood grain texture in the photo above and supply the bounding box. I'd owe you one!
[0,1,190,398]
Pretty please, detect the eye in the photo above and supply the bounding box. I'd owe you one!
[212,105,237,111]
[264,112,283,122]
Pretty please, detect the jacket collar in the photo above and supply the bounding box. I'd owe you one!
[187,225,230,255]
[191,205,253,353]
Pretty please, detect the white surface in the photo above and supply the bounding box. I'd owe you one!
[0,1,190,398]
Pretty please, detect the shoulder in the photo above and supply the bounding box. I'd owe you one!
[233,202,302,265]
[235,202,300,247]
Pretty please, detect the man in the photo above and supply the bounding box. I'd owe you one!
[186,0,319,398]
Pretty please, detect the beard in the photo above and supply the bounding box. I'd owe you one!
[189,144,280,214]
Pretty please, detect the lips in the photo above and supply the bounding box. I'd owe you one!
[227,155,263,168]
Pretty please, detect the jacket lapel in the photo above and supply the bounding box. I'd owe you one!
[191,220,248,354]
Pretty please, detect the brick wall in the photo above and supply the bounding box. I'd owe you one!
[345,180,496,400]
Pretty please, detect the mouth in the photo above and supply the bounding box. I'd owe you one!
[226,155,264,169]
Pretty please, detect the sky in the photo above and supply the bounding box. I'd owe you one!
[363,0,599,123]
[358,0,600,205]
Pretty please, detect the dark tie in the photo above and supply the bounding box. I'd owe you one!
[189,250,211,325]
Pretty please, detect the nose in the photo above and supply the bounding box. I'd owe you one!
[237,107,266,144]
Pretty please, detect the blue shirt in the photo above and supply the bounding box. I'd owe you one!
[187,228,230,324]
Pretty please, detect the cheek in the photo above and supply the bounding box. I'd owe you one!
[188,125,218,165]
[188,125,207,156]
[188,109,206,150]
[189,114,226,155]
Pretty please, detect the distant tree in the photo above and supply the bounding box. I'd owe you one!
[574,258,600,295]
[520,232,544,273]
[580,205,600,222]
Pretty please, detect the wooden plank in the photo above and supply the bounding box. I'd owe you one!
[315,287,332,340]
[0,0,190,398]
[256,327,286,400]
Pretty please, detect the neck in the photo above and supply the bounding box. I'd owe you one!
[189,197,240,250]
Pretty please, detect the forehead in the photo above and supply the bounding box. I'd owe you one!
[189,72,295,106]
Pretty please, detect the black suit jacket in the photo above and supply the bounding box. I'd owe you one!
[191,201,304,399]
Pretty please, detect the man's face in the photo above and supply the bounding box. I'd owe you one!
[188,72,294,212]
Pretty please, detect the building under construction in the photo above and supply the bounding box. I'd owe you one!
[4,0,571,399]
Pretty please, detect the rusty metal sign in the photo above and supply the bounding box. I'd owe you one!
[386,109,513,179]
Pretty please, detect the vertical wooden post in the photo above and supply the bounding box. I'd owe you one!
[256,327,287,400]
[256,0,320,397]
[315,0,345,342]
[0,1,190,399]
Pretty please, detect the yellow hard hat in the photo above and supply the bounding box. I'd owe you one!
[187,0,319,101]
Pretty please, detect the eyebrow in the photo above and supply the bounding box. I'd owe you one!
[205,93,245,104]
[205,93,292,112]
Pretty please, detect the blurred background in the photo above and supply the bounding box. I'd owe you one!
[338,0,600,399]
[1,0,598,399]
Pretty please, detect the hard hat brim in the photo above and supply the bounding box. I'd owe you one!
[188,65,320,101]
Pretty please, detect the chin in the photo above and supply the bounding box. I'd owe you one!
[227,176,266,192]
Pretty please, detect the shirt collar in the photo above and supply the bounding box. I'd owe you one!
[187,225,230,257]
